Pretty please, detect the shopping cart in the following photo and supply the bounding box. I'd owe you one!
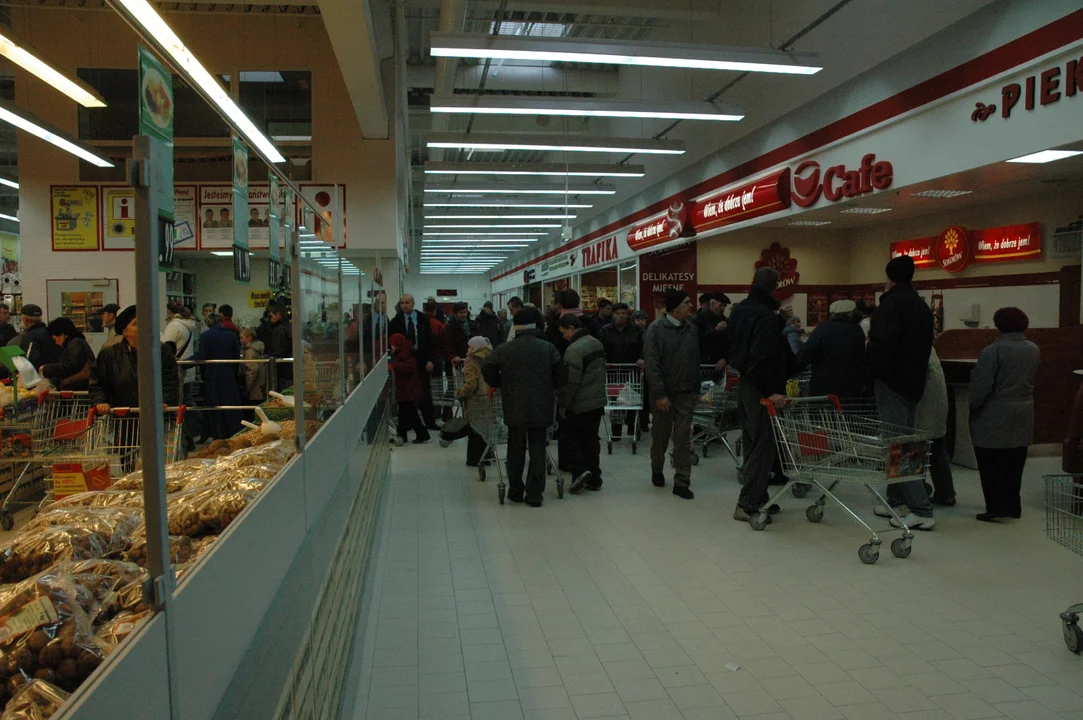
[0,391,95,528]
[1043,474,1083,654]
[81,406,187,479]
[432,363,465,423]
[314,361,344,405]
[755,395,931,565]
[689,366,741,466]
[603,364,643,454]
[465,391,563,504]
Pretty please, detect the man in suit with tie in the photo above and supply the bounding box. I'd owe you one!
[389,293,439,430]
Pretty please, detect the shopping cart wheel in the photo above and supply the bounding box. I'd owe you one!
[479,464,487,482]
[607,442,613,455]
[792,483,810,499]
[1061,613,1083,654]
[690,453,700,466]
[858,543,880,565]
[890,537,912,559]
[557,478,564,499]
[0,511,12,531]
[748,513,769,531]
[805,505,823,523]
[498,483,506,505]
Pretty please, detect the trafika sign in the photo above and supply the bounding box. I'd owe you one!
[791,153,894,208]
[580,236,619,269]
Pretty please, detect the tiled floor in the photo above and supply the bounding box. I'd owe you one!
[353,431,1083,720]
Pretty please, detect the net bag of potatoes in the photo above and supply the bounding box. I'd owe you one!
[184,464,279,491]
[0,524,135,585]
[122,532,194,570]
[45,490,145,512]
[212,439,295,471]
[24,507,143,538]
[111,459,215,494]
[94,609,151,657]
[0,679,69,720]
[163,480,267,539]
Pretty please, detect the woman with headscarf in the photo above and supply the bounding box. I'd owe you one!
[456,336,493,466]
[41,317,95,391]
[969,307,1040,522]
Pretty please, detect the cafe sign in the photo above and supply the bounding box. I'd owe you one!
[792,153,894,208]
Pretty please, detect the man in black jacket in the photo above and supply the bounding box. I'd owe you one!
[0,303,16,347]
[389,293,439,429]
[89,306,180,411]
[693,293,731,368]
[16,304,61,370]
[266,304,294,390]
[866,255,936,530]
[798,299,866,400]
[473,301,504,347]
[728,268,793,522]
[598,302,643,439]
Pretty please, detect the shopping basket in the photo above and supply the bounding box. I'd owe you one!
[602,364,643,454]
[689,365,741,466]
[1043,474,1083,654]
[465,390,562,504]
[432,362,465,424]
[755,395,931,565]
[80,406,187,479]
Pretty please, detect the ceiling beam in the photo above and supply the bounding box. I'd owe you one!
[403,0,721,21]
[429,0,467,161]
[318,0,390,139]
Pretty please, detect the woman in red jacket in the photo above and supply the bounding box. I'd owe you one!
[390,333,431,445]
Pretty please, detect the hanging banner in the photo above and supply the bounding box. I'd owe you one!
[268,174,281,289]
[50,186,99,251]
[232,136,250,284]
[626,202,692,253]
[638,243,697,321]
[972,222,1042,263]
[138,46,174,144]
[691,168,792,234]
[281,187,293,291]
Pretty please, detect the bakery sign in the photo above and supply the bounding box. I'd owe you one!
[755,242,800,298]
[889,222,1042,272]
[625,202,692,252]
[580,235,619,269]
[691,168,792,233]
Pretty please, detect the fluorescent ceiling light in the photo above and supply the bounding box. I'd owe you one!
[271,135,312,142]
[430,95,743,122]
[110,0,284,163]
[424,162,644,178]
[430,33,822,75]
[788,220,831,227]
[424,202,591,209]
[0,98,112,167]
[210,251,232,256]
[424,232,540,237]
[910,189,974,198]
[427,132,684,156]
[839,207,891,215]
[0,213,18,223]
[1006,149,1083,164]
[425,214,575,220]
[0,178,17,189]
[0,32,106,108]
[425,185,615,196]
[425,224,560,229]
[220,71,285,83]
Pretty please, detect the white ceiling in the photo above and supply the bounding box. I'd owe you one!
[403,0,1002,270]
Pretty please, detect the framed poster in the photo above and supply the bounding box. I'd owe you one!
[101,186,136,250]
[173,185,198,251]
[198,184,234,249]
[51,186,100,251]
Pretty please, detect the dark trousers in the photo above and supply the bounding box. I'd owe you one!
[975,446,1027,517]
[928,438,955,501]
[467,428,488,465]
[610,411,636,437]
[507,426,547,501]
[418,363,436,426]
[397,401,430,442]
[737,380,774,511]
[566,409,603,481]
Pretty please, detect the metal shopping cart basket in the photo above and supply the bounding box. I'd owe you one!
[689,366,741,466]
[0,391,95,528]
[465,391,563,504]
[80,406,187,480]
[603,364,643,454]
[432,363,465,422]
[1043,474,1083,653]
[755,395,931,565]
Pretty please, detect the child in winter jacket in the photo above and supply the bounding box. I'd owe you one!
[390,333,430,444]
[456,336,492,466]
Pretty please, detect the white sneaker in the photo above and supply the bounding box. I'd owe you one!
[873,504,893,518]
[890,513,935,531]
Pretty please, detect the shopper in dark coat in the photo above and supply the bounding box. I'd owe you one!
[866,255,936,529]
[196,314,243,440]
[389,294,438,429]
[558,315,608,493]
[266,304,293,390]
[473,302,504,347]
[798,299,866,400]
[728,268,794,521]
[390,332,430,444]
[17,305,61,370]
[0,303,16,347]
[969,307,1040,522]
[89,306,179,411]
[482,307,565,506]
[41,317,95,391]
[599,303,644,438]
[693,293,731,367]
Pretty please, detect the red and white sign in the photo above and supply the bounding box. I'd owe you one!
[792,153,894,208]
[626,202,691,252]
[889,237,937,267]
[580,235,619,269]
[755,243,800,299]
[691,168,791,233]
[638,244,697,321]
[936,226,972,273]
[972,222,1042,263]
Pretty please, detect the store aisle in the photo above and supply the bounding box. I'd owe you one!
[352,436,1083,720]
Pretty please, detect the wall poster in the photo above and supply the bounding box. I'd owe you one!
[51,186,99,251]
[101,187,136,250]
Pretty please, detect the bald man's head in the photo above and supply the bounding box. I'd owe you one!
[399,294,415,314]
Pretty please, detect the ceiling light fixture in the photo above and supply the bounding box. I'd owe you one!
[425,184,615,196]
[839,207,892,215]
[787,220,832,227]
[107,0,285,163]
[424,162,644,178]
[0,31,106,108]
[425,214,576,220]
[424,232,541,237]
[430,95,743,122]
[1006,149,1083,164]
[0,178,17,189]
[910,189,974,198]
[0,213,18,223]
[430,33,822,75]
[424,224,561,229]
[0,99,112,167]
[424,202,592,209]
[427,132,685,156]
[271,135,312,142]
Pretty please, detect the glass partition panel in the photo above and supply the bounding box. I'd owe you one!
[619,261,638,307]
[299,242,344,421]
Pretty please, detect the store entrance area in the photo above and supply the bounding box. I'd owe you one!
[353,442,1083,720]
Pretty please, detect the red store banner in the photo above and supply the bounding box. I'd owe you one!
[972,222,1042,263]
[691,168,792,234]
[936,225,972,273]
[638,243,697,321]
[889,237,937,267]
[626,202,692,253]
[890,222,1042,272]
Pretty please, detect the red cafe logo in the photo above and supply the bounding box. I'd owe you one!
[936,225,971,273]
[581,236,618,268]
[791,153,894,208]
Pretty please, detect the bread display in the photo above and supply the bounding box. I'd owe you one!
[0,526,134,585]
[0,679,68,720]
[164,480,266,539]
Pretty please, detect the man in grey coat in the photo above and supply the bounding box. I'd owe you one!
[643,289,700,499]
[558,315,608,494]
[483,307,566,507]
